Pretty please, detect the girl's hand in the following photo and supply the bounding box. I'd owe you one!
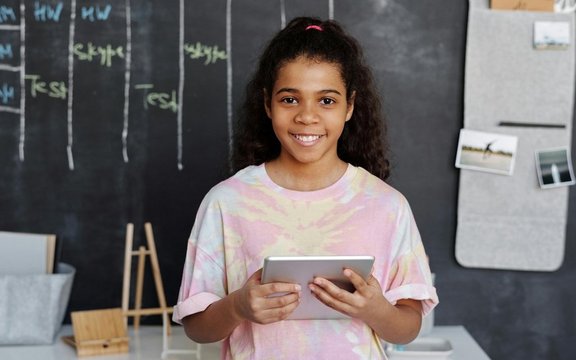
[308,268,388,322]
[233,268,301,324]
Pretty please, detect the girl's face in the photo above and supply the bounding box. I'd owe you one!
[265,56,355,169]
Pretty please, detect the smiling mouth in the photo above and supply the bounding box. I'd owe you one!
[292,134,323,143]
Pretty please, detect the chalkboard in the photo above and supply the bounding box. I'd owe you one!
[0,1,574,359]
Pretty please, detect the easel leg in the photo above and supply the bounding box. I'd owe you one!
[145,222,171,335]
[121,223,134,328]
[134,245,147,330]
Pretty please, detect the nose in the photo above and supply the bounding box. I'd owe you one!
[295,102,318,124]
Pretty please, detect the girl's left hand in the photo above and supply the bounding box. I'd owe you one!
[308,268,389,322]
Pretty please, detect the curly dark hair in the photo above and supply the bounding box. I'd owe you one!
[232,16,390,180]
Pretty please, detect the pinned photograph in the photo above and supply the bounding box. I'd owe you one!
[535,147,575,189]
[533,21,570,50]
[455,129,518,176]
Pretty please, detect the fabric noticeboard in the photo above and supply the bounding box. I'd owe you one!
[456,0,575,271]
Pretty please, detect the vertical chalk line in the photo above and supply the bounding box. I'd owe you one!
[122,0,132,163]
[177,0,185,170]
[226,0,233,171]
[328,0,334,20]
[280,0,286,29]
[66,0,77,170]
[18,1,25,161]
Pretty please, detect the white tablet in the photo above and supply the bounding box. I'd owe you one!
[261,255,375,320]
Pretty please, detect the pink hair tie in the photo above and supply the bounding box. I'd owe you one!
[305,25,323,32]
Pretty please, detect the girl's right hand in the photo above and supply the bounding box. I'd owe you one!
[233,268,301,324]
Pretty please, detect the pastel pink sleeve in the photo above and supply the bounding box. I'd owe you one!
[383,198,439,316]
[384,243,439,316]
[172,195,227,324]
[173,291,221,323]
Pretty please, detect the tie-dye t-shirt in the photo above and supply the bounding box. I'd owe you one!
[173,164,438,360]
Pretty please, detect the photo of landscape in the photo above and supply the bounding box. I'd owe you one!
[455,129,518,175]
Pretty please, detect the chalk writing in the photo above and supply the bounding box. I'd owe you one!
[25,74,67,99]
[0,43,13,60]
[134,84,178,113]
[184,42,227,65]
[0,6,17,23]
[34,1,64,22]
[81,5,112,21]
[73,43,124,67]
[0,83,15,104]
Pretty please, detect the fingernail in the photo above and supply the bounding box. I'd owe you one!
[344,269,351,276]
[295,284,301,292]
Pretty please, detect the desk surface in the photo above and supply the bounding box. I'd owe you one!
[0,325,489,359]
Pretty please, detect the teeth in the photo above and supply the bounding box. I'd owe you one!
[294,134,321,142]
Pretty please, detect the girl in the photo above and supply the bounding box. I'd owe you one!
[173,17,438,359]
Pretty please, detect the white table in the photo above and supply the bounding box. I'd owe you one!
[423,326,490,360]
[0,325,489,359]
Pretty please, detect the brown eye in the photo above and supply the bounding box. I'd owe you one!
[281,97,297,104]
[321,98,335,105]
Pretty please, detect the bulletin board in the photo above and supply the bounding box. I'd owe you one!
[456,0,575,271]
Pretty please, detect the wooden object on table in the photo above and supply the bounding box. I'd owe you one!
[62,308,129,357]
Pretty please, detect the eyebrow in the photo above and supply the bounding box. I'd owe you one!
[274,87,343,96]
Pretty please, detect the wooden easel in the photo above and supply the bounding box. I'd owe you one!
[121,222,173,334]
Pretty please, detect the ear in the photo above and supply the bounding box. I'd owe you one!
[263,89,272,118]
[345,91,356,122]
